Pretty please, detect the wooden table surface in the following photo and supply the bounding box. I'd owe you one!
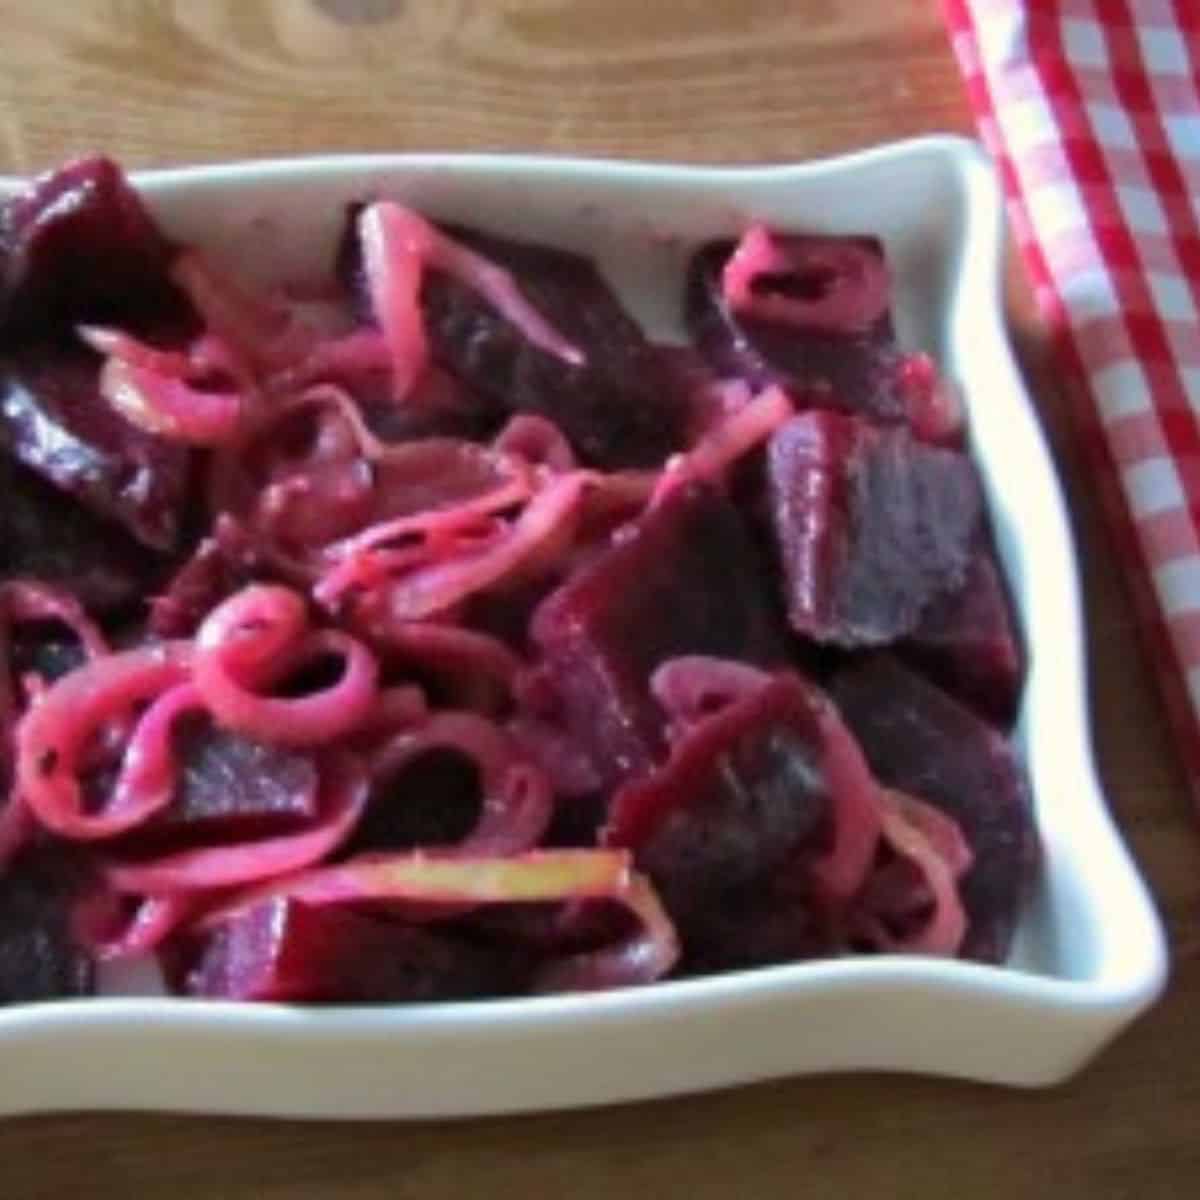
[1,2,1198,1196]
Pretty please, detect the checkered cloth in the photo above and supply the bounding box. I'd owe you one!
[944,0,1200,800]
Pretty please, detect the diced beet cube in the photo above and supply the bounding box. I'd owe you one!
[604,674,836,923]
[0,155,187,341]
[176,897,519,1002]
[830,655,1038,963]
[766,412,981,647]
[531,482,787,789]
[0,344,192,551]
[686,235,909,422]
[902,546,1024,727]
[1,449,154,614]
[0,851,93,1004]
[338,214,686,468]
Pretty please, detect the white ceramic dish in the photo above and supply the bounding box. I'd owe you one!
[0,137,1167,1118]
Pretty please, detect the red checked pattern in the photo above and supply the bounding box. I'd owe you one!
[944,0,1200,800]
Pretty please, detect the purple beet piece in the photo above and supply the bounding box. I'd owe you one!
[830,655,1039,963]
[901,546,1024,728]
[0,156,187,340]
[124,717,320,853]
[176,896,520,1002]
[531,482,788,790]
[338,213,686,468]
[604,674,834,924]
[0,850,93,1004]
[685,235,910,423]
[0,343,192,550]
[767,411,982,647]
[1,449,153,614]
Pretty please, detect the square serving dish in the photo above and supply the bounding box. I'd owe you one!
[0,137,1167,1118]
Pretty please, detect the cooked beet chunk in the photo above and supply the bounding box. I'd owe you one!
[176,897,520,1002]
[0,851,93,1004]
[604,674,834,923]
[338,213,686,468]
[830,655,1038,963]
[1,449,153,614]
[686,235,909,422]
[902,546,1024,727]
[531,483,787,789]
[681,884,828,974]
[767,411,982,647]
[0,156,185,340]
[0,343,192,550]
[0,158,195,550]
[132,719,321,852]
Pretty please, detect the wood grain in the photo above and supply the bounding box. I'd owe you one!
[1,2,1199,1196]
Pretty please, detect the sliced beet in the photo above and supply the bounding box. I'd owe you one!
[0,343,192,551]
[901,546,1024,727]
[830,655,1038,963]
[338,213,686,468]
[0,850,93,1004]
[1,449,153,614]
[604,674,832,923]
[0,155,185,341]
[175,896,520,1002]
[766,411,981,647]
[686,235,909,422]
[531,482,787,790]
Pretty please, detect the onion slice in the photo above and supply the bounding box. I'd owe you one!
[199,848,679,991]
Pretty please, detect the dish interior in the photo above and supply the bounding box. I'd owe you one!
[0,142,1161,1010]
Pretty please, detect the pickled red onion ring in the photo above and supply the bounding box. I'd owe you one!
[194,586,379,746]
[370,712,553,856]
[98,356,243,445]
[721,224,890,332]
[110,682,205,819]
[853,789,972,956]
[15,641,195,839]
[1,580,109,662]
[650,656,773,734]
[652,385,792,504]
[807,707,883,903]
[355,472,585,622]
[197,848,679,990]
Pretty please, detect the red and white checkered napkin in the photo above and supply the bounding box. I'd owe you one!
[944,0,1200,798]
